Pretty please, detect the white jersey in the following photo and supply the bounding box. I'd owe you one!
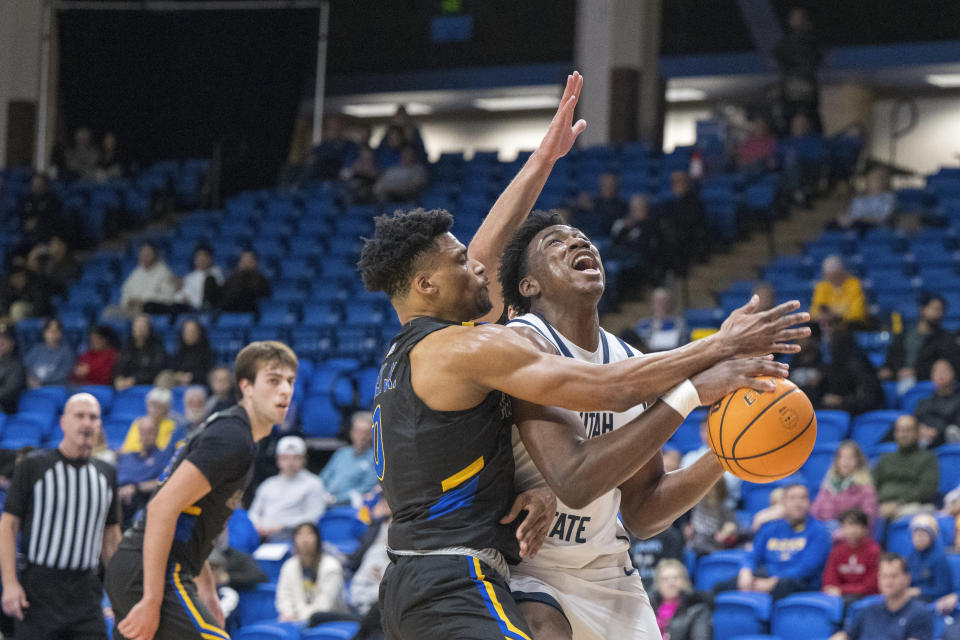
[508,312,646,570]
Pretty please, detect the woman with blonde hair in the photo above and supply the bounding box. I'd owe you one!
[811,440,877,529]
[649,559,712,640]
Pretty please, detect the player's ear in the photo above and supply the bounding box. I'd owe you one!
[518,275,541,299]
[413,271,438,296]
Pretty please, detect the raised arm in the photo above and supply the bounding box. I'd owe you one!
[468,72,587,322]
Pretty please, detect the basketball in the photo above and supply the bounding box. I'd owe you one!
[707,378,817,483]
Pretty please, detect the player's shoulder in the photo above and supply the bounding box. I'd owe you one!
[602,328,643,358]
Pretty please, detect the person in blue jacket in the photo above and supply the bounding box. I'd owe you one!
[714,483,832,599]
[906,513,954,602]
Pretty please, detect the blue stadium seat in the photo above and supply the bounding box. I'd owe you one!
[344,301,385,326]
[233,623,289,640]
[803,443,838,491]
[75,385,114,413]
[728,636,783,640]
[938,444,960,495]
[112,385,152,416]
[886,516,914,557]
[936,514,956,549]
[814,410,850,443]
[318,508,367,555]
[695,550,749,591]
[850,411,903,452]
[102,416,133,449]
[300,622,361,640]
[216,313,255,329]
[771,592,843,640]
[300,394,342,438]
[18,386,69,412]
[901,381,936,414]
[235,584,278,627]
[17,392,59,418]
[844,593,884,629]
[949,554,960,593]
[353,366,379,410]
[714,592,772,638]
[742,477,798,514]
[1,415,45,449]
[685,307,723,329]
[228,509,260,555]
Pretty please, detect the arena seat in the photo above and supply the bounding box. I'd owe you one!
[300,621,361,640]
[300,395,342,438]
[233,623,290,640]
[318,508,367,555]
[741,476,800,514]
[102,416,133,450]
[111,385,152,416]
[938,444,960,495]
[771,592,843,640]
[900,381,936,414]
[18,386,69,413]
[813,410,850,443]
[850,411,903,452]
[235,584,278,627]
[844,593,884,628]
[803,443,838,490]
[75,385,114,413]
[227,509,260,555]
[714,592,772,638]
[695,550,749,591]
[1,415,45,449]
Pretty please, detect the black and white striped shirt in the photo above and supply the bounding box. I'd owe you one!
[4,450,120,571]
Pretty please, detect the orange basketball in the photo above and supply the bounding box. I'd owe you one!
[707,377,817,483]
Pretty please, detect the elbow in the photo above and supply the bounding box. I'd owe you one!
[549,481,592,510]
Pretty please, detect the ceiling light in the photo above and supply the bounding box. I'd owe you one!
[473,95,560,111]
[341,102,434,118]
[665,87,707,102]
[927,74,960,88]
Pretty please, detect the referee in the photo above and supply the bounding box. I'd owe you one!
[0,392,122,639]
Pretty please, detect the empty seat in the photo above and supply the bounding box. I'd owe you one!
[938,444,960,495]
[18,387,68,413]
[1,415,46,449]
[771,592,843,640]
[714,592,772,638]
[300,395,343,438]
[901,381,936,414]
[850,411,904,452]
[695,550,749,591]
[815,410,851,443]
[234,584,278,627]
[318,507,367,555]
[300,621,361,640]
[803,443,838,491]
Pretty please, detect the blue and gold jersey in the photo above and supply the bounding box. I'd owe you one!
[374,316,520,563]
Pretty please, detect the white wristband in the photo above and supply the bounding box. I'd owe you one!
[662,379,701,418]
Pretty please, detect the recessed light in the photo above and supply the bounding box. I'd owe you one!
[341,102,433,118]
[665,87,707,102]
[473,96,561,111]
[927,74,960,88]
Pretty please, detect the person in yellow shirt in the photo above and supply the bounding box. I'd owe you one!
[811,255,867,325]
[121,386,179,453]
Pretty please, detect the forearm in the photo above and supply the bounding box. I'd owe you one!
[621,453,724,539]
[0,517,19,589]
[196,562,218,603]
[101,525,121,566]
[142,503,179,603]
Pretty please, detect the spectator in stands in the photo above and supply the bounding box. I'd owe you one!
[822,508,881,604]
[913,358,960,447]
[340,145,380,204]
[218,250,271,314]
[611,194,662,283]
[70,325,119,386]
[173,245,223,311]
[0,324,24,414]
[0,266,53,320]
[752,487,786,532]
[120,387,179,454]
[736,116,778,174]
[41,236,80,294]
[681,421,741,508]
[942,483,960,550]
[829,553,933,640]
[659,170,710,272]
[113,313,167,391]
[319,411,379,505]
[635,287,687,352]
[811,256,867,325]
[873,415,939,520]
[716,484,831,599]
[23,317,74,388]
[206,366,235,414]
[632,448,686,590]
[388,105,428,162]
[375,124,408,169]
[685,478,739,556]
[63,127,101,180]
[309,115,357,180]
[835,166,897,232]
[171,319,214,387]
[779,113,824,207]
[17,172,63,248]
[276,522,348,624]
[178,386,209,439]
[119,243,177,315]
[811,441,877,529]
[95,132,124,182]
[774,6,823,133]
[649,559,712,640]
[373,146,428,203]
[905,513,954,603]
[816,328,885,414]
[879,293,954,392]
[572,173,628,238]
[248,436,329,541]
[115,415,173,527]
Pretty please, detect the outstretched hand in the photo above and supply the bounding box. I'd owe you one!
[717,295,811,357]
[535,71,588,163]
[691,356,789,406]
[501,486,556,559]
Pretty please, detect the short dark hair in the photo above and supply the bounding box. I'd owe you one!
[357,208,454,298]
[234,341,298,389]
[839,508,868,527]
[919,291,946,309]
[43,317,62,332]
[880,552,908,573]
[498,210,566,315]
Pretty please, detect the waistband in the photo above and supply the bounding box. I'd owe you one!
[387,546,510,580]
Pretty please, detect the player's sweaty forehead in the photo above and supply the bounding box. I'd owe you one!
[533,225,590,253]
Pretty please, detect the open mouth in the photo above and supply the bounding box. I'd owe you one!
[571,252,601,273]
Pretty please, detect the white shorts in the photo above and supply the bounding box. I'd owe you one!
[509,555,661,640]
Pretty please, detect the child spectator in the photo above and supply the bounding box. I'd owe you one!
[905,513,954,603]
[811,441,877,530]
[822,508,880,604]
[649,559,713,640]
[70,325,119,386]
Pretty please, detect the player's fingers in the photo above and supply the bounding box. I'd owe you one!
[500,496,527,524]
[572,119,587,137]
[761,299,802,320]
[742,376,777,392]
[770,342,803,354]
[773,311,811,329]
[775,326,812,342]
[560,74,573,103]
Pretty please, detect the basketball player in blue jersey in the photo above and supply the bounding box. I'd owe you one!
[358,73,809,640]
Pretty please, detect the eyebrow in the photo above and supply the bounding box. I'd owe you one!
[539,229,567,247]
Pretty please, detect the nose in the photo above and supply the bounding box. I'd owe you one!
[470,258,486,276]
[567,236,589,251]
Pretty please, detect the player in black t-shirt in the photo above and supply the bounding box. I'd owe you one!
[105,341,297,640]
